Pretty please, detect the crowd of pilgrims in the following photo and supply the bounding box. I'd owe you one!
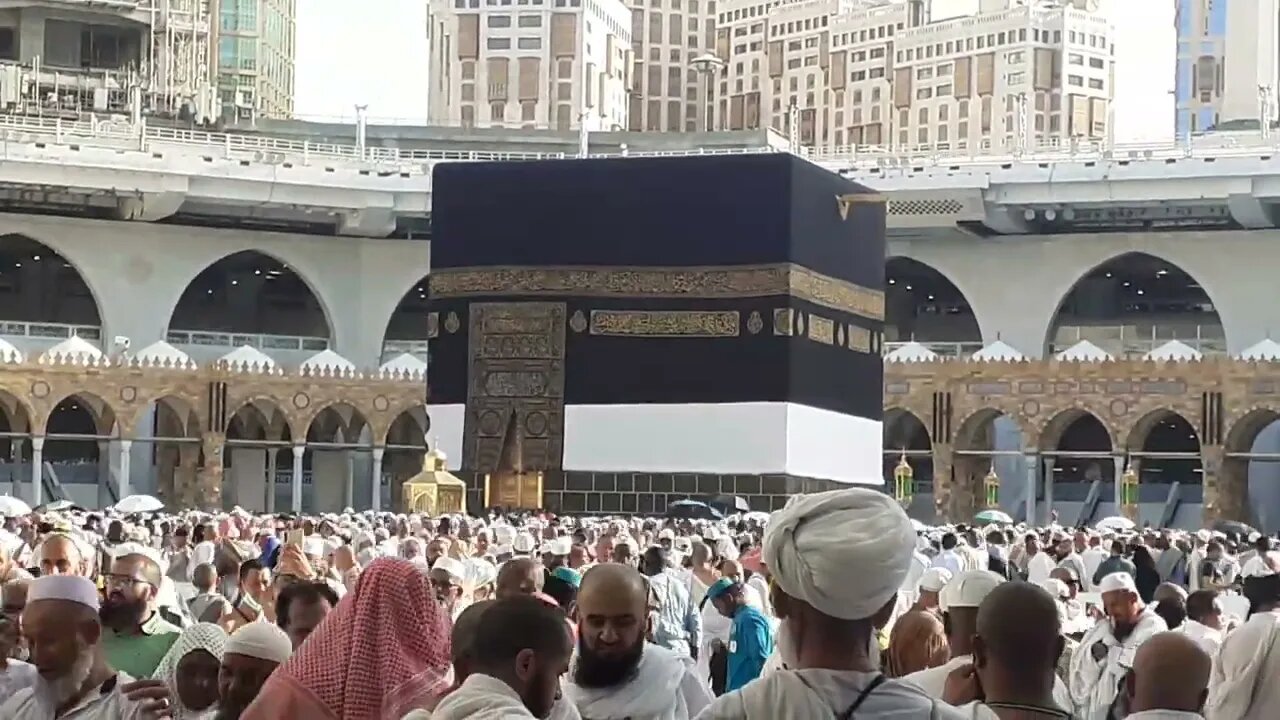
[0,489,1278,719]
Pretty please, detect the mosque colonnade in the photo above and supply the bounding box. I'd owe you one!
[0,357,430,513]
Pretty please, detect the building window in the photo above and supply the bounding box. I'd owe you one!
[517,37,542,49]
[1067,75,1083,86]
[1088,78,1104,90]
[1089,57,1104,69]
[518,14,542,27]
[487,37,512,49]
[488,15,512,27]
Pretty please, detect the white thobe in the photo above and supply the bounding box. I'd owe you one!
[0,660,37,700]
[1124,711,1204,719]
[932,550,964,575]
[422,674,538,719]
[902,654,1075,715]
[1081,548,1107,591]
[1177,619,1223,657]
[1027,552,1056,585]
[1069,609,1168,720]
[693,669,968,719]
[1205,609,1280,720]
[565,643,713,720]
[0,673,147,720]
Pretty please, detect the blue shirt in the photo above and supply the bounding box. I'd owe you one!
[726,604,773,692]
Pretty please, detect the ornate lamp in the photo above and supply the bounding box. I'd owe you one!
[1120,463,1140,520]
[894,452,914,507]
[984,463,1000,508]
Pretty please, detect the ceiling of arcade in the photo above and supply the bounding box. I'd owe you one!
[0,362,429,447]
[883,359,1280,455]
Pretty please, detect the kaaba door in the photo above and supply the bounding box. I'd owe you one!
[463,302,566,509]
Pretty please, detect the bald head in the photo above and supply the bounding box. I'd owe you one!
[1128,632,1210,714]
[579,562,648,616]
[495,557,543,599]
[451,599,495,680]
[974,582,1063,687]
[38,534,85,577]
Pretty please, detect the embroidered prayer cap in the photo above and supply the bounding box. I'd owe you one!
[705,577,737,602]
[224,621,293,665]
[939,570,1005,611]
[918,567,953,593]
[430,556,467,582]
[1098,571,1139,595]
[763,487,915,621]
[27,575,100,612]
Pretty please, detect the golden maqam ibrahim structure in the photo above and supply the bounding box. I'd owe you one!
[884,337,1280,527]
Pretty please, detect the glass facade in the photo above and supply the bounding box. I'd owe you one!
[1174,0,1228,135]
[216,0,295,120]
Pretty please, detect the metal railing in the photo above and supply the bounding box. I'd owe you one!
[0,320,101,341]
[1050,323,1228,358]
[883,340,984,358]
[166,329,329,352]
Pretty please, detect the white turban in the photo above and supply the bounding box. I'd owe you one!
[763,488,915,621]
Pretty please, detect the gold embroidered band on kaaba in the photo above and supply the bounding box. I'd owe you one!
[429,263,884,322]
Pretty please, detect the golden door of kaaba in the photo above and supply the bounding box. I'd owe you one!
[463,302,566,510]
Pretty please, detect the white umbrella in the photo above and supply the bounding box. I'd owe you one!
[1096,516,1136,532]
[0,495,31,517]
[115,494,164,513]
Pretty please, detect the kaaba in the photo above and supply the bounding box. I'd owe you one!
[425,153,886,515]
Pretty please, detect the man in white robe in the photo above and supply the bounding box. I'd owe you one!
[1069,572,1167,720]
[1205,571,1280,720]
[694,488,965,719]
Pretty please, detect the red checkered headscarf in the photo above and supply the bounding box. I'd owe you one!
[248,557,452,720]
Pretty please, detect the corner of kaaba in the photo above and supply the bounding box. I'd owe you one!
[425,154,887,515]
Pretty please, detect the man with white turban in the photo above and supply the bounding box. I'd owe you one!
[694,488,966,719]
[1205,564,1280,719]
[1069,572,1166,720]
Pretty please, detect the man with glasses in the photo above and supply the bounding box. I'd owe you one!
[100,552,180,678]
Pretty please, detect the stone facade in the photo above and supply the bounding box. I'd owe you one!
[0,358,428,510]
[884,357,1280,525]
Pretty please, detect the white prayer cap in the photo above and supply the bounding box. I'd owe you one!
[1041,578,1071,600]
[544,537,572,556]
[27,575,100,612]
[431,556,466,581]
[658,528,676,540]
[940,570,1004,611]
[224,622,293,665]
[302,537,327,558]
[1098,571,1139,595]
[762,487,916,621]
[918,568,952,593]
[513,534,537,554]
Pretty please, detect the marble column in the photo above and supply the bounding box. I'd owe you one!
[1042,457,1056,519]
[291,444,305,513]
[30,436,43,506]
[117,440,132,500]
[344,450,355,510]
[1024,450,1038,524]
[265,447,279,514]
[371,447,385,512]
[1113,456,1125,507]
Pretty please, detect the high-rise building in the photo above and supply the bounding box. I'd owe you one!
[626,0,720,132]
[0,1,215,120]
[214,0,297,122]
[712,0,1112,150]
[426,0,632,130]
[1175,0,1280,134]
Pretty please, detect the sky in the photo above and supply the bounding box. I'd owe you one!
[293,0,431,124]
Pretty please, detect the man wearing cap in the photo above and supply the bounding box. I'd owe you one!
[1069,571,1167,720]
[641,546,701,659]
[430,555,468,618]
[706,579,771,693]
[912,568,951,615]
[219,622,294,720]
[904,570,1075,714]
[0,575,152,719]
[695,488,965,719]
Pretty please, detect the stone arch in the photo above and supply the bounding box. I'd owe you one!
[0,389,35,435]
[385,406,430,447]
[954,406,1035,451]
[167,249,336,342]
[305,402,372,444]
[1124,408,1200,452]
[884,407,931,449]
[885,256,985,350]
[1037,405,1117,452]
[138,395,203,439]
[44,391,117,436]
[0,233,105,329]
[1225,406,1280,454]
[225,397,295,442]
[1044,251,1224,357]
[1218,406,1280,526]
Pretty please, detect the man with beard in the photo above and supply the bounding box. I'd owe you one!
[216,622,294,720]
[563,563,712,719]
[0,575,150,718]
[696,488,966,719]
[428,596,574,719]
[100,553,181,679]
[429,556,468,618]
[1069,571,1167,720]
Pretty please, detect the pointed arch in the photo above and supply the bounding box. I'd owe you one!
[0,233,103,329]
[885,256,983,350]
[306,402,371,444]
[1124,408,1200,452]
[1039,407,1115,453]
[168,250,334,341]
[1045,251,1224,358]
[884,407,931,449]
[45,392,117,436]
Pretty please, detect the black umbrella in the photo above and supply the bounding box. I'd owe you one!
[1212,519,1257,537]
[709,494,751,513]
[665,500,724,521]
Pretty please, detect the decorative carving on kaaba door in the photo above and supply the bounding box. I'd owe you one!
[426,312,440,339]
[463,302,566,474]
[746,311,763,335]
[773,308,793,336]
[589,310,739,337]
[569,310,587,333]
[444,312,461,333]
